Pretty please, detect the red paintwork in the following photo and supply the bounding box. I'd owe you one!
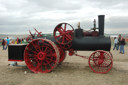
[26,28,42,42]
[8,60,23,62]
[26,35,33,43]
[34,28,42,37]
[68,49,74,56]
[83,31,98,37]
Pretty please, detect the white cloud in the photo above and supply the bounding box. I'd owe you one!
[0,0,128,34]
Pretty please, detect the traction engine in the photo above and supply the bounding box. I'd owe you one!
[8,15,113,74]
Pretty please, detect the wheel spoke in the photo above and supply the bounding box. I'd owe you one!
[65,30,73,34]
[46,57,56,63]
[44,46,50,52]
[62,36,65,44]
[64,23,67,31]
[56,27,63,34]
[55,34,63,38]
[35,62,42,71]
[46,53,56,57]
[31,42,39,52]
[65,34,72,40]
[44,65,48,71]
[31,50,37,54]
[45,60,54,69]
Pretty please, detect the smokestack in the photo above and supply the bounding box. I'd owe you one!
[98,15,105,36]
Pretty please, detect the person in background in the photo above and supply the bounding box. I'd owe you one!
[22,38,24,42]
[117,34,121,50]
[5,37,10,49]
[113,37,118,50]
[18,38,21,44]
[15,39,17,44]
[24,38,26,42]
[2,39,6,50]
[17,37,19,44]
[119,37,126,54]
[23,38,26,44]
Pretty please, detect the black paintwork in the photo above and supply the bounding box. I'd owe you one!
[72,36,111,51]
[8,44,26,61]
[98,15,105,36]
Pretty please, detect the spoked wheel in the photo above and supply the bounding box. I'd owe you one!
[57,45,66,64]
[24,39,60,73]
[53,23,74,45]
[88,50,113,74]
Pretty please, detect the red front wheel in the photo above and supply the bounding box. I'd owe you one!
[88,50,113,74]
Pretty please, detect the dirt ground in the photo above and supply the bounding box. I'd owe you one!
[0,46,128,85]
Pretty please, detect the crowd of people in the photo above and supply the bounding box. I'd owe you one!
[1,37,10,50]
[1,37,27,50]
[113,34,126,54]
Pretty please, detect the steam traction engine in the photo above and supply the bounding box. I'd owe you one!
[8,15,113,74]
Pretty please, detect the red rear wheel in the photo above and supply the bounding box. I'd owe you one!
[88,50,113,74]
[53,23,74,45]
[57,45,66,63]
[24,39,60,73]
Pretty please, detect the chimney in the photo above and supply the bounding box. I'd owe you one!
[98,15,105,36]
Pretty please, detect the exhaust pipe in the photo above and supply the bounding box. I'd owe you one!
[98,15,105,36]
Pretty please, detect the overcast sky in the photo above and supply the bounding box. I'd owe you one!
[0,0,128,34]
